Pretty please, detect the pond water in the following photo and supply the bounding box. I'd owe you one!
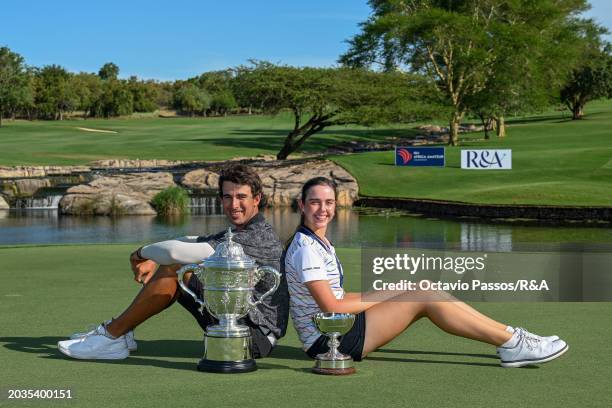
[1,207,611,250]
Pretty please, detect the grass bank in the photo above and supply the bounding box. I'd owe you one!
[332,100,612,206]
[1,244,610,408]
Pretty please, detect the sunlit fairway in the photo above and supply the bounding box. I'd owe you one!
[332,100,612,206]
[0,113,414,166]
[1,101,611,206]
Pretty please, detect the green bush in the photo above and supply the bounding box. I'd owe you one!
[151,186,189,216]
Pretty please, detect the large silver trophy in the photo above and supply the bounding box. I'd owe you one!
[312,312,356,375]
[177,229,281,373]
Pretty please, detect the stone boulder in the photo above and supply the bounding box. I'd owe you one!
[1,178,65,199]
[459,124,483,132]
[181,169,219,190]
[59,172,175,215]
[89,159,190,169]
[257,160,358,207]
[417,124,444,134]
[13,178,52,197]
[0,195,9,210]
[180,160,359,207]
[0,165,90,178]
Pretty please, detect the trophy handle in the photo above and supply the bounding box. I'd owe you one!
[249,265,281,307]
[176,264,206,311]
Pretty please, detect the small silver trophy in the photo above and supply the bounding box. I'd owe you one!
[312,312,357,375]
[177,229,281,373]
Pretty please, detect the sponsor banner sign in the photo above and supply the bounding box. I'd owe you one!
[395,147,445,167]
[461,149,512,170]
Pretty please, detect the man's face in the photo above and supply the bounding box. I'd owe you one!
[221,181,261,228]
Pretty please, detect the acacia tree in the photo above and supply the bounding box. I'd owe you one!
[0,47,28,127]
[341,0,591,145]
[233,63,436,160]
[561,40,612,119]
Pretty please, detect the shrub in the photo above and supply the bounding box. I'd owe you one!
[151,186,189,216]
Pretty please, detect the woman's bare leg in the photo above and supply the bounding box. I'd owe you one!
[452,301,509,331]
[361,289,512,357]
[364,288,509,332]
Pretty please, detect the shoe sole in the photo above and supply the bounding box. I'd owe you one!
[500,344,569,368]
[57,342,129,360]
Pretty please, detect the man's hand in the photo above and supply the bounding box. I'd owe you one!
[130,250,158,284]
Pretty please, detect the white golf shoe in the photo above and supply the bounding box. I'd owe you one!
[497,326,560,356]
[59,324,129,360]
[514,327,559,343]
[70,322,137,352]
[498,331,568,368]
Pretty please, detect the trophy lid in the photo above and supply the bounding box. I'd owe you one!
[203,228,257,269]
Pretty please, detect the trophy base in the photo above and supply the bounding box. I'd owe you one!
[312,358,356,375]
[197,334,256,374]
[197,358,257,374]
[312,366,356,376]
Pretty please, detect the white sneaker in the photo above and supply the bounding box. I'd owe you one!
[515,327,559,343]
[497,327,559,355]
[498,332,568,368]
[59,324,129,360]
[70,322,137,352]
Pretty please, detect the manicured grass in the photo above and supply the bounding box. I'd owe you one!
[1,101,610,206]
[1,244,610,408]
[0,114,413,166]
[332,100,612,206]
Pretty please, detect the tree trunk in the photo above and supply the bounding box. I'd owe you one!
[485,117,495,140]
[571,103,584,120]
[495,116,506,138]
[478,114,490,140]
[0,112,3,127]
[248,105,252,115]
[277,134,298,160]
[448,111,462,146]
[277,124,325,160]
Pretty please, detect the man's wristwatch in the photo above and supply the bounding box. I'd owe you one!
[131,247,146,261]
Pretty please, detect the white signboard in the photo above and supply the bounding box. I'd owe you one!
[461,149,512,170]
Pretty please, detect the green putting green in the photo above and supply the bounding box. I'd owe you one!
[1,244,610,407]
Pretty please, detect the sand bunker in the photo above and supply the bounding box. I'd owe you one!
[75,127,118,134]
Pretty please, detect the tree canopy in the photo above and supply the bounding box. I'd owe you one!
[340,0,595,144]
[98,62,119,80]
[0,47,29,126]
[560,21,612,120]
[233,62,437,159]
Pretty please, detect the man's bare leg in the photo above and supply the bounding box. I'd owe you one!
[106,265,181,338]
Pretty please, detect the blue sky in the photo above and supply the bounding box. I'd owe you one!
[1,0,610,81]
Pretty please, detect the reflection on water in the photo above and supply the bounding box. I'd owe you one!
[0,208,611,248]
[460,223,513,252]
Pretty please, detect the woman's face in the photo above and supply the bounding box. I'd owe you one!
[299,184,336,232]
